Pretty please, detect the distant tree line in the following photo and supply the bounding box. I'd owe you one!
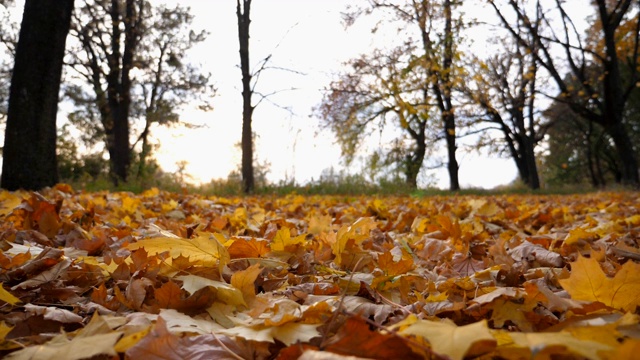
[318,0,639,190]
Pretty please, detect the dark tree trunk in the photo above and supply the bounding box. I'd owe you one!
[607,120,638,185]
[596,0,639,186]
[522,136,539,189]
[421,0,459,191]
[443,113,459,190]
[1,0,74,191]
[237,0,254,194]
[441,0,459,191]
[103,0,139,185]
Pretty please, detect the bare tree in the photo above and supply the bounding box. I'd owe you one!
[237,0,254,194]
[462,35,547,189]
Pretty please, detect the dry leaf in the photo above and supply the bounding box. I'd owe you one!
[559,255,640,312]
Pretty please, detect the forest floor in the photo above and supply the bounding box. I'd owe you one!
[0,185,639,359]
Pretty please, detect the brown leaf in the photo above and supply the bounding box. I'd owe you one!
[509,240,564,268]
[126,317,251,360]
[325,317,422,359]
[3,247,64,285]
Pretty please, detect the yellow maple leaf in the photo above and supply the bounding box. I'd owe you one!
[559,255,640,312]
[114,327,151,353]
[490,298,536,332]
[0,283,21,306]
[0,321,13,342]
[127,232,229,270]
[507,331,613,360]
[604,339,640,360]
[0,191,24,217]
[332,217,377,266]
[230,264,262,306]
[121,195,141,215]
[175,274,245,307]
[306,213,332,235]
[564,227,597,246]
[270,227,306,252]
[4,332,122,360]
[396,315,496,360]
[218,322,320,346]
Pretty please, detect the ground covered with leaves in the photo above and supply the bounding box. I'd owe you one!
[0,186,639,359]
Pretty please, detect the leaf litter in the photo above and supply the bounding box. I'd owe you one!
[0,185,638,359]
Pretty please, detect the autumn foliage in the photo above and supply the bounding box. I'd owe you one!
[0,186,639,359]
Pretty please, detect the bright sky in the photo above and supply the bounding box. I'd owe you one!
[151,0,519,189]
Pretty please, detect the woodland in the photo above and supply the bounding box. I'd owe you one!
[0,0,638,193]
[0,0,639,359]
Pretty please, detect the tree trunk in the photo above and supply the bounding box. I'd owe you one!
[607,121,638,186]
[103,0,139,185]
[237,0,254,194]
[422,0,459,191]
[1,0,74,191]
[598,1,639,186]
[443,113,459,190]
[405,132,426,189]
[523,137,540,189]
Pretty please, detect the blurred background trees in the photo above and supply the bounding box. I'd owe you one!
[64,0,214,185]
[0,0,637,192]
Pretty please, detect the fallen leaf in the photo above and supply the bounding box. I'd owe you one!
[5,331,122,360]
[128,232,230,272]
[230,263,262,306]
[227,237,270,258]
[559,255,640,312]
[0,283,21,305]
[126,316,248,360]
[24,304,83,323]
[396,315,496,360]
[326,316,421,359]
[507,331,613,359]
[218,321,320,346]
[159,308,224,334]
[176,274,245,307]
[508,240,564,268]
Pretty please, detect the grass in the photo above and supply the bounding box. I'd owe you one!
[60,171,620,197]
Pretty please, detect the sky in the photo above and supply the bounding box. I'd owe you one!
[150,0,520,189]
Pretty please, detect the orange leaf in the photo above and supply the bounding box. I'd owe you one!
[377,248,413,276]
[230,263,262,306]
[228,237,270,258]
[325,317,422,359]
